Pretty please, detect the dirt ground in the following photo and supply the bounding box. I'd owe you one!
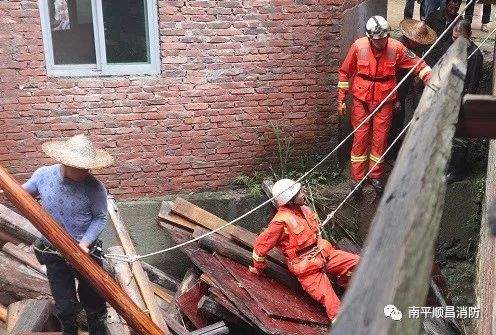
[387,0,496,53]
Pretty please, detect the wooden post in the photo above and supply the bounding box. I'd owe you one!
[0,165,165,335]
[0,204,41,244]
[107,197,169,334]
[474,37,496,335]
[107,246,147,310]
[6,299,53,333]
[331,38,468,335]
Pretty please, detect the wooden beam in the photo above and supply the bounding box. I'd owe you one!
[0,165,166,335]
[107,197,170,334]
[456,94,496,138]
[331,37,469,335]
[2,242,46,275]
[6,299,53,334]
[0,230,21,246]
[0,204,41,244]
[171,197,235,238]
[158,201,197,231]
[152,284,174,305]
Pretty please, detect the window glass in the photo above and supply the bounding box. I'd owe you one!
[102,0,150,64]
[48,0,96,65]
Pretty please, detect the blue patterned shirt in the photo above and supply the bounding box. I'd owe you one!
[23,164,108,245]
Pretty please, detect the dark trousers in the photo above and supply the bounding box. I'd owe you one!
[465,2,492,24]
[35,240,108,335]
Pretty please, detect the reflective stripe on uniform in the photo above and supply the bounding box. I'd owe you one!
[419,66,432,80]
[369,154,383,163]
[337,81,350,89]
[351,155,368,163]
[252,250,266,263]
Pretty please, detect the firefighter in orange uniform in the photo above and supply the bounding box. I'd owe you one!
[250,179,360,322]
[338,16,432,194]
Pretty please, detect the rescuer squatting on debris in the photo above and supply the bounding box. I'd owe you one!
[250,179,360,324]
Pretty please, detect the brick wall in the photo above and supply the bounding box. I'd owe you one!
[0,0,385,199]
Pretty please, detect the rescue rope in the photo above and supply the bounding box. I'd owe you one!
[468,25,496,60]
[104,0,476,263]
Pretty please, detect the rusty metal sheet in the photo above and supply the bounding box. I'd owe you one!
[177,281,208,329]
[165,225,329,335]
[215,254,329,326]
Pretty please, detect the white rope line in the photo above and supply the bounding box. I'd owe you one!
[104,0,475,263]
[468,25,496,59]
[321,117,415,228]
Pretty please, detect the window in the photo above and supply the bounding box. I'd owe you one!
[38,0,160,76]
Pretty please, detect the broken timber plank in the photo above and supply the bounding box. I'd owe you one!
[0,204,41,244]
[0,251,50,306]
[2,242,46,275]
[142,262,179,292]
[175,267,202,300]
[190,322,229,335]
[331,37,469,335]
[108,197,170,334]
[193,226,298,290]
[107,246,147,310]
[198,294,248,326]
[176,281,208,329]
[208,287,253,326]
[158,201,197,231]
[6,298,53,334]
[0,166,166,335]
[456,94,496,138]
[171,198,235,238]
[152,284,174,304]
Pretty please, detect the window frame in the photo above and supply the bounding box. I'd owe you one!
[38,0,161,77]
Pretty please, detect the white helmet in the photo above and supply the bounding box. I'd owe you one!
[366,16,391,39]
[272,179,301,207]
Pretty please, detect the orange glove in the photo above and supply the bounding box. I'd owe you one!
[423,71,432,84]
[337,101,347,116]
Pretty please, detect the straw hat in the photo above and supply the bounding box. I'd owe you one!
[42,134,114,170]
[399,19,437,45]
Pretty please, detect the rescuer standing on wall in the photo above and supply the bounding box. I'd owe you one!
[250,179,360,323]
[337,16,433,195]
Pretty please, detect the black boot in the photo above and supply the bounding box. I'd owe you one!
[87,310,108,335]
[370,179,384,195]
[350,180,364,199]
[446,145,468,184]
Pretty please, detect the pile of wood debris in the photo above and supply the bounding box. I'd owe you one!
[0,191,463,335]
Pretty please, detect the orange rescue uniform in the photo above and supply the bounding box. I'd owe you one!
[252,205,359,320]
[338,37,432,181]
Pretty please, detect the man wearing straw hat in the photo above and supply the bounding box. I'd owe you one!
[25,134,114,335]
[388,19,437,159]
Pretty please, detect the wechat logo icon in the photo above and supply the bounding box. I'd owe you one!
[384,304,403,321]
